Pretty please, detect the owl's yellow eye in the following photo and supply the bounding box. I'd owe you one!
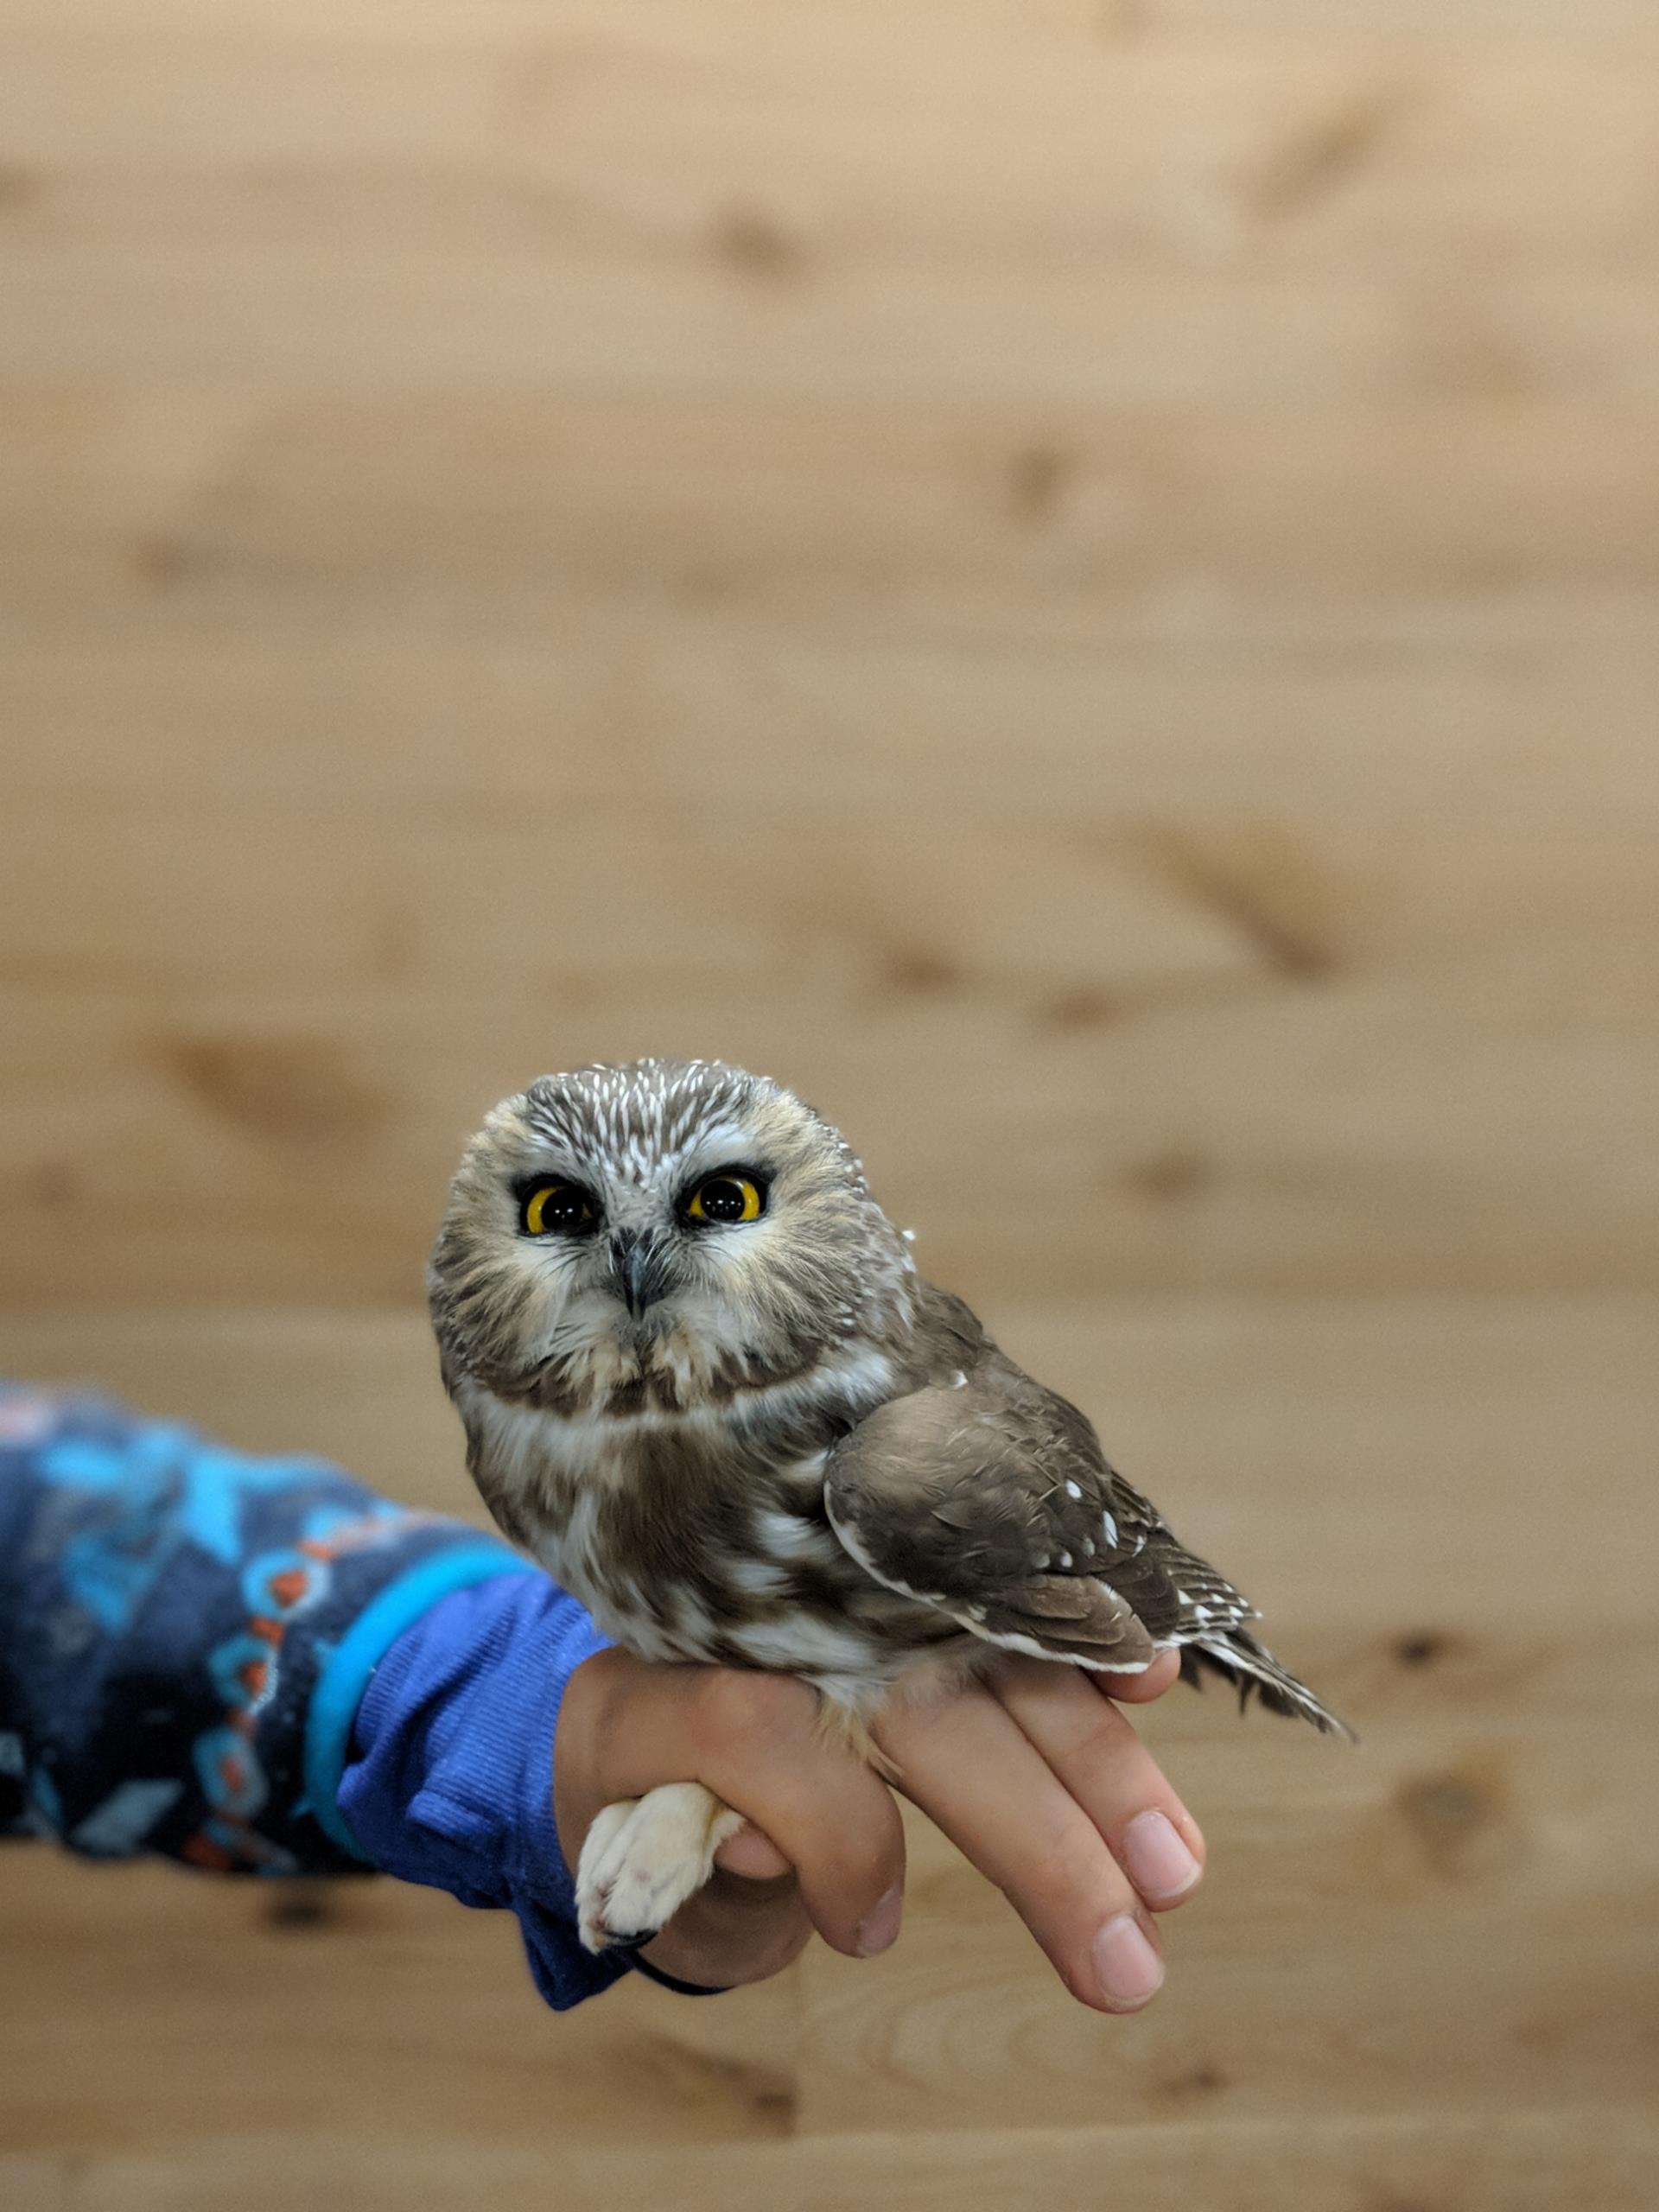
[684,1173,765,1226]
[521,1180,597,1236]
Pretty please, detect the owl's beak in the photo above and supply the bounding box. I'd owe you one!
[608,1230,672,1319]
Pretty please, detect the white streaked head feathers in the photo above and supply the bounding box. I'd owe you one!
[429,1058,916,1414]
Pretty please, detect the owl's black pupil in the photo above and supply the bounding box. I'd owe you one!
[698,1179,749,1222]
[537,1186,588,1229]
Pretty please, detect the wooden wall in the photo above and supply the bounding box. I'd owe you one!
[1,2,1655,2206]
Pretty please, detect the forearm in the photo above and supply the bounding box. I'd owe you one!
[0,1382,626,2008]
[0,1383,512,1868]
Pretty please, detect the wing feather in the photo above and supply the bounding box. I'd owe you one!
[823,1367,1187,1672]
[823,1333,1351,1734]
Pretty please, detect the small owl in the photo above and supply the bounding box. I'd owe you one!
[429,1058,1349,1952]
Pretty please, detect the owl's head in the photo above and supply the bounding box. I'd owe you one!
[429,1058,914,1411]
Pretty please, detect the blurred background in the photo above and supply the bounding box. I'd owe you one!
[2,1,1656,2206]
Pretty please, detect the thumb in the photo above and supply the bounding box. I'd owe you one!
[713,1820,793,1881]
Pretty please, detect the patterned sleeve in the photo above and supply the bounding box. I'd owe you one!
[0,1382,524,1875]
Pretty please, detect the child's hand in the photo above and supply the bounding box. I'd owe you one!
[554,1647,1202,2011]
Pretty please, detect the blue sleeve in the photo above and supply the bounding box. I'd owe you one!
[334,1573,633,2010]
[0,1382,647,2011]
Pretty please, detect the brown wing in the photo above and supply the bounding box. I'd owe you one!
[826,1324,1353,1735]
[823,1351,1255,1674]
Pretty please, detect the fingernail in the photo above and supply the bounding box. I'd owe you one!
[1093,1913,1164,2010]
[1122,1810,1202,1902]
[855,1885,903,1957]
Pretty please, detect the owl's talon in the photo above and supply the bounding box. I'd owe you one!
[575,1782,745,1956]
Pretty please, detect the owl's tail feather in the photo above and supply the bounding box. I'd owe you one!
[1179,1629,1357,1742]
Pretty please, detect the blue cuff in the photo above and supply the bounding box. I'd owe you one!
[305,1543,537,1859]
[334,1566,632,2012]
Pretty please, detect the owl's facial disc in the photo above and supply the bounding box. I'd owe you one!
[429,1059,916,1408]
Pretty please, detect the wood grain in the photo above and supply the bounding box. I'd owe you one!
[2,0,1656,2200]
[0,768,1654,1303]
[10,393,1659,621]
[7,2111,1656,2212]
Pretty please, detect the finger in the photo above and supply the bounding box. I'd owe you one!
[991,1658,1205,1910]
[687,1676,907,1959]
[556,1654,823,1980]
[640,1864,812,1989]
[875,1687,1165,2014]
[1095,1648,1182,1704]
[714,1821,794,1881]
[591,1663,907,1959]
[568,1658,821,1986]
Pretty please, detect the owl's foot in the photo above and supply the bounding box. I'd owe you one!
[575,1782,747,1955]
